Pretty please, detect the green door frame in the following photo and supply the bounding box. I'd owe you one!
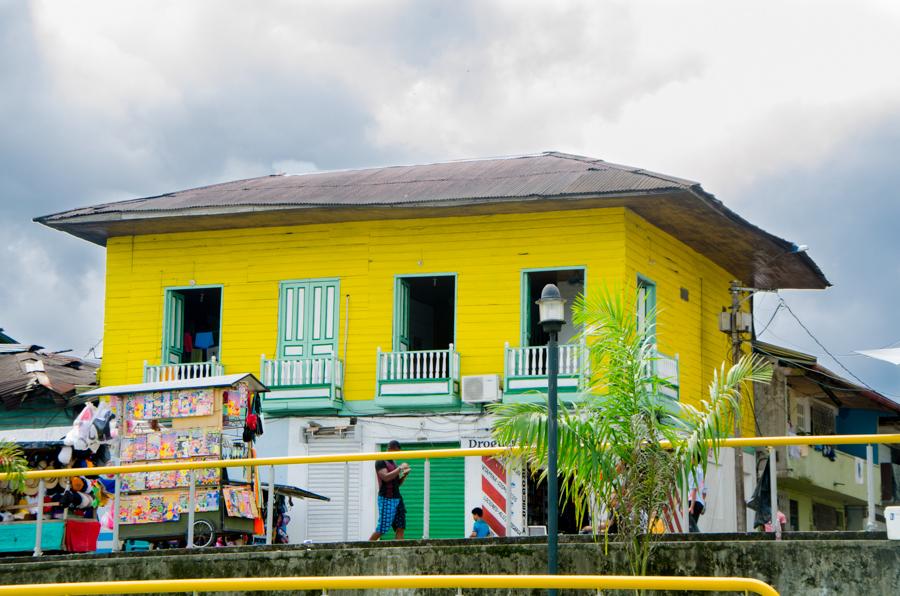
[392,273,458,352]
[519,266,586,346]
[161,284,224,364]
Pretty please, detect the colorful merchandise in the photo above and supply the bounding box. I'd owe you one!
[222,486,259,519]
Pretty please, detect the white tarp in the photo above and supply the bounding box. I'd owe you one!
[856,348,900,366]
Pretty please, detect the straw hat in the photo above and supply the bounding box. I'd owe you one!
[36,459,58,490]
[22,476,40,496]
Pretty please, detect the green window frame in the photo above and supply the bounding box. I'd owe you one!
[637,275,656,339]
[392,273,458,352]
[161,285,224,364]
[519,266,587,346]
[277,279,340,358]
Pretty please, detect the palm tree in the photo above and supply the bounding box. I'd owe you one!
[490,287,771,581]
[0,440,28,491]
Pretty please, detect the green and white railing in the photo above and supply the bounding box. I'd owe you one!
[142,358,224,383]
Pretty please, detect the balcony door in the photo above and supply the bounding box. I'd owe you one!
[278,279,339,359]
[162,286,222,364]
[522,268,584,346]
[393,275,456,352]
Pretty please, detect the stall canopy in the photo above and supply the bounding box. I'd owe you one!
[856,348,900,366]
[76,373,268,401]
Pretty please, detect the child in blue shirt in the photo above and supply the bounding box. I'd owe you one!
[469,507,491,538]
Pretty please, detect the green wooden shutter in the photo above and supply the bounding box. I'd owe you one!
[395,278,411,352]
[164,291,185,363]
[380,442,464,540]
[279,282,307,357]
[278,279,339,359]
[307,280,339,357]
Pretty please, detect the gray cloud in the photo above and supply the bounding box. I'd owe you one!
[2,0,899,402]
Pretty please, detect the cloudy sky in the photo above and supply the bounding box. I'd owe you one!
[2,0,899,398]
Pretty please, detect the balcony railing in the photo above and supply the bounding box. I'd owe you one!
[143,358,224,383]
[655,351,680,399]
[503,342,585,396]
[259,355,344,411]
[376,345,461,405]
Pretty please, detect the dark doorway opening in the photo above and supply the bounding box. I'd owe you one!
[165,287,222,364]
[525,466,580,535]
[524,269,584,346]
[396,276,455,351]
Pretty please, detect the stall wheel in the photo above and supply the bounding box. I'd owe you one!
[191,519,215,548]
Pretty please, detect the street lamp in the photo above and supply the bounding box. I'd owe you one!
[537,283,565,590]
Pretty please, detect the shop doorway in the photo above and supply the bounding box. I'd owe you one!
[394,275,456,352]
[163,287,222,364]
[379,441,465,540]
[523,268,584,346]
[525,466,580,534]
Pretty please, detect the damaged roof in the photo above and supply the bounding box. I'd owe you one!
[0,345,98,410]
[35,151,829,290]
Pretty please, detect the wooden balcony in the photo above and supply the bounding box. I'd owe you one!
[259,355,344,413]
[375,345,460,408]
[502,343,585,402]
[655,351,680,400]
[142,358,224,383]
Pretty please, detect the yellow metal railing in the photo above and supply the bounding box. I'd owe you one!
[1,433,897,554]
[3,434,898,481]
[0,574,780,595]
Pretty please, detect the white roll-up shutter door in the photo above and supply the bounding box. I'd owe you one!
[306,429,361,542]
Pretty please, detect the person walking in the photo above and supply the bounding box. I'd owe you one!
[687,466,707,533]
[369,440,409,541]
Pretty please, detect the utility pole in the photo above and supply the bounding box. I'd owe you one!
[729,280,747,532]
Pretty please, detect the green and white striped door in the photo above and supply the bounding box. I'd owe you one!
[278,279,339,358]
[380,441,464,540]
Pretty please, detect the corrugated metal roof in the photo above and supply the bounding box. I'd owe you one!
[0,349,98,408]
[34,151,830,290]
[41,152,692,217]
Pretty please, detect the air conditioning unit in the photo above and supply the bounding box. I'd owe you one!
[462,374,501,404]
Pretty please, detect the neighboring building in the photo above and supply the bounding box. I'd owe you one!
[0,329,17,344]
[753,341,900,531]
[0,343,98,433]
[37,152,828,540]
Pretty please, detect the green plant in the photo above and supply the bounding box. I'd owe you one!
[0,440,28,492]
[490,287,771,585]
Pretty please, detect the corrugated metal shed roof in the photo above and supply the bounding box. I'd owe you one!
[35,151,830,290]
[40,152,693,215]
[0,347,98,409]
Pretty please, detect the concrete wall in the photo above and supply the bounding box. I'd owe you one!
[2,535,896,595]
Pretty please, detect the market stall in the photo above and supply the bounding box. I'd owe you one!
[78,374,268,548]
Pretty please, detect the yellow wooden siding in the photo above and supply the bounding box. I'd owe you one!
[102,206,751,430]
[624,209,755,436]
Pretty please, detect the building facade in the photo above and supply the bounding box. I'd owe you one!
[38,152,828,540]
[753,341,900,531]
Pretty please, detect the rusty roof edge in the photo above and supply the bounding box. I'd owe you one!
[685,184,831,289]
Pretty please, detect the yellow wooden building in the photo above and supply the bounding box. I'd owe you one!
[38,152,827,432]
[38,152,830,538]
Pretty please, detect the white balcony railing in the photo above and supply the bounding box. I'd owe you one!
[143,357,224,383]
[377,345,460,382]
[503,343,585,396]
[505,343,584,378]
[260,355,344,390]
[376,345,461,401]
[654,351,680,399]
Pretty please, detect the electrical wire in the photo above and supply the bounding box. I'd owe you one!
[774,294,883,393]
[755,303,784,338]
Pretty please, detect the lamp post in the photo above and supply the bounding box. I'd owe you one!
[537,283,566,593]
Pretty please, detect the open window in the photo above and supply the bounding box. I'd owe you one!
[163,287,222,364]
[523,268,584,346]
[637,276,656,339]
[394,275,455,351]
